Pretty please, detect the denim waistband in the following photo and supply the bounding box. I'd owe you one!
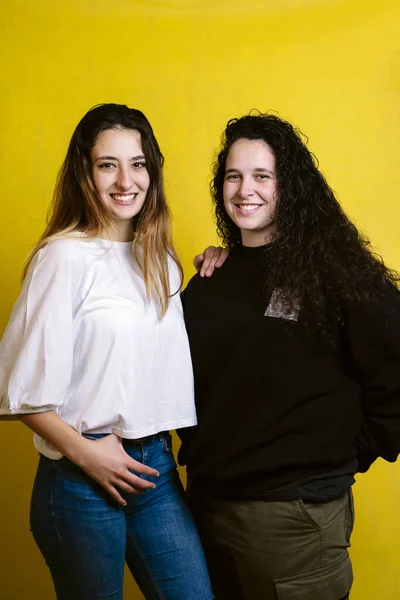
[82,431,170,445]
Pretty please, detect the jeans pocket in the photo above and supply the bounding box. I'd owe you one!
[162,432,173,453]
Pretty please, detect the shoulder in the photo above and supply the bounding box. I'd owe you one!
[384,281,400,303]
[378,282,400,322]
[182,271,219,305]
[362,281,400,315]
[27,236,95,285]
[342,281,400,339]
[184,272,202,292]
[38,237,84,260]
[185,256,233,292]
[36,236,102,266]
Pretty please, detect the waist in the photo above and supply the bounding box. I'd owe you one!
[83,431,170,445]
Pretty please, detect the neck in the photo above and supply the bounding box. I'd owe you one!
[241,228,275,248]
[100,220,134,242]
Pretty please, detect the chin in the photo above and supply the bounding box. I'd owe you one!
[114,210,140,220]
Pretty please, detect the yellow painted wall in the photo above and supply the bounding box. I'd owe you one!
[0,0,399,597]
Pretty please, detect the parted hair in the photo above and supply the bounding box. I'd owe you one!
[24,103,182,315]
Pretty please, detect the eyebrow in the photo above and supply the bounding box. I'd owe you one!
[225,167,275,176]
[94,154,146,161]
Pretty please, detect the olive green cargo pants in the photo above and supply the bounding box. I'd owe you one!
[189,489,354,600]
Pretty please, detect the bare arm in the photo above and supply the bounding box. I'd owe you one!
[20,412,159,506]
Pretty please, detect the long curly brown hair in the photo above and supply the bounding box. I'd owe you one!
[211,112,398,338]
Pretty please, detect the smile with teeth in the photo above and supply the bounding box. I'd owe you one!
[234,203,262,212]
[110,193,138,205]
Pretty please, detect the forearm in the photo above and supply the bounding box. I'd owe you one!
[355,409,400,463]
[353,386,400,470]
[354,421,380,472]
[20,411,90,467]
[20,411,160,505]
[343,283,400,468]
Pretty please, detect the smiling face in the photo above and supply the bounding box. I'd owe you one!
[91,127,150,241]
[223,138,278,247]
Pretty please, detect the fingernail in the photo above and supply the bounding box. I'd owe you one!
[155,471,160,477]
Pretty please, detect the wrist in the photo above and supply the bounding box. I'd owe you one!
[65,435,93,468]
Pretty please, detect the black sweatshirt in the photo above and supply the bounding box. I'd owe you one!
[178,244,400,500]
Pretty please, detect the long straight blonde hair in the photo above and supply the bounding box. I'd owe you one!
[24,104,183,316]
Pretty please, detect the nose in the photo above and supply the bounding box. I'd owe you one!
[116,166,134,190]
[237,177,255,199]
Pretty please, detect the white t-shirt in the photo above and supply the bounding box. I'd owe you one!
[0,236,197,458]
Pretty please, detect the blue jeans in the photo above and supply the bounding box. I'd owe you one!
[30,433,213,600]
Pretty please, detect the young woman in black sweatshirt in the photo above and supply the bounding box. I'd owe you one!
[179,113,400,600]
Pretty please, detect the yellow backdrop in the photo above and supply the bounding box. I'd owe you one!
[0,1,399,598]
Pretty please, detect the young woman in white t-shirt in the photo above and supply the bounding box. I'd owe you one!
[0,103,215,600]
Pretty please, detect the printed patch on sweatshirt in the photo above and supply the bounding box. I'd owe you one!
[265,289,300,321]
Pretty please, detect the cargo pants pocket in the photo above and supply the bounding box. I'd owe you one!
[275,553,353,600]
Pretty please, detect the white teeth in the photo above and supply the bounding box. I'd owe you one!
[111,194,137,203]
[110,194,137,204]
[237,204,260,211]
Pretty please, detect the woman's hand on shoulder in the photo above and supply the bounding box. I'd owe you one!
[193,246,229,278]
[78,433,160,506]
